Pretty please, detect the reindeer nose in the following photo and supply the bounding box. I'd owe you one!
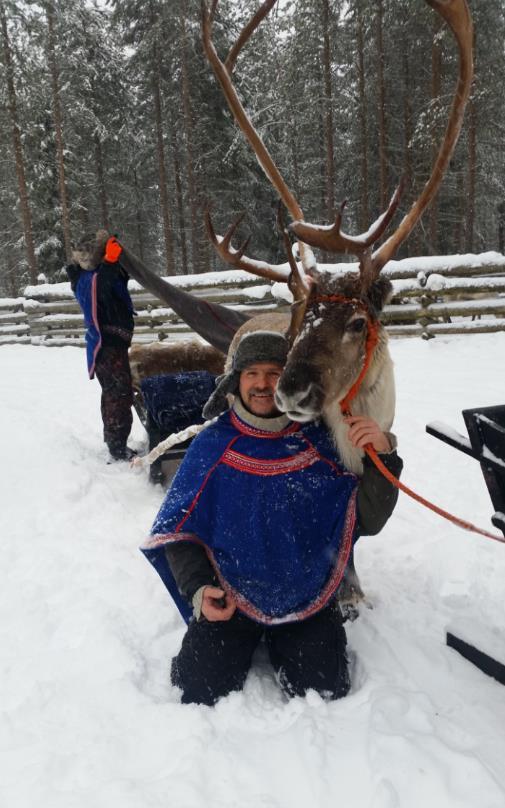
[276,363,325,417]
[275,382,324,419]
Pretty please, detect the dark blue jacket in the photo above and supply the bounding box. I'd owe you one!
[66,263,134,377]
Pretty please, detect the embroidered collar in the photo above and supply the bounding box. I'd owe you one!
[231,398,298,438]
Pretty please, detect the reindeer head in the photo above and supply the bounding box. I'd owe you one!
[202,0,473,418]
[276,271,393,421]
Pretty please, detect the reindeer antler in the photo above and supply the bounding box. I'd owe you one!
[275,205,314,347]
[201,0,316,277]
[290,180,405,256]
[205,209,290,283]
[289,0,473,287]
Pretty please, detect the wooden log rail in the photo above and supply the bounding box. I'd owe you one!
[0,297,29,345]
[1,253,504,346]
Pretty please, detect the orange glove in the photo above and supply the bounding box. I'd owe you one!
[104,236,123,263]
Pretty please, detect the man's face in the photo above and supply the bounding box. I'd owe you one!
[239,362,283,417]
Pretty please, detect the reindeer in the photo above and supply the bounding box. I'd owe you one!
[201,0,473,475]
[109,0,471,614]
[199,0,473,612]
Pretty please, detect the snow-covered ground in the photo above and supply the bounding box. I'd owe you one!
[1,335,504,808]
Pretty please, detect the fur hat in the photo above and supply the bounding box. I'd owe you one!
[202,330,288,420]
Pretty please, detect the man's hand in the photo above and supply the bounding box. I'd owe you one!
[344,415,391,453]
[201,586,237,622]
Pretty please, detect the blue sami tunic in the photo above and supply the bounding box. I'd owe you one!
[141,409,359,625]
[72,265,133,378]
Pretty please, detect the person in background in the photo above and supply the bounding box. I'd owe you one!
[66,232,136,461]
[141,331,403,705]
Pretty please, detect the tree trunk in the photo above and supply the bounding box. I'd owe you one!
[402,39,413,257]
[498,202,505,254]
[429,17,442,254]
[133,169,145,262]
[451,151,465,254]
[80,204,90,234]
[321,0,335,221]
[6,249,17,296]
[180,0,201,274]
[0,4,37,284]
[465,97,477,253]
[171,123,188,275]
[356,0,369,229]
[94,132,109,229]
[45,2,72,260]
[151,37,175,275]
[376,0,388,209]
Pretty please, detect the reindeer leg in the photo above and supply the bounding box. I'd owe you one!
[336,549,371,622]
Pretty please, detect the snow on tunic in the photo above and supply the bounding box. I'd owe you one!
[141,409,359,625]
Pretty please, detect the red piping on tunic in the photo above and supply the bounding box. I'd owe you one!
[89,273,102,379]
[174,435,240,533]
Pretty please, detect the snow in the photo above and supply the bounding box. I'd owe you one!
[0,297,24,309]
[1,334,505,808]
[426,420,473,452]
[22,251,505,301]
[482,444,505,469]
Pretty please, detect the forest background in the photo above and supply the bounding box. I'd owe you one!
[1,0,504,297]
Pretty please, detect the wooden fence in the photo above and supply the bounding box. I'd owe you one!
[1,252,505,347]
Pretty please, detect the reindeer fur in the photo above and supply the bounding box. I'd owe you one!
[129,340,225,390]
[322,328,395,474]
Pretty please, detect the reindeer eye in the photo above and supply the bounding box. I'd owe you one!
[346,317,367,333]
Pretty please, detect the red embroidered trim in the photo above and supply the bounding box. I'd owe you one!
[142,531,197,550]
[229,409,300,439]
[222,447,319,476]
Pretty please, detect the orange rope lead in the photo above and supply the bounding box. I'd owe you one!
[336,310,504,545]
[339,319,380,416]
[365,445,505,545]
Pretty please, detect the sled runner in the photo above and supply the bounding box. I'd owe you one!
[427,405,505,539]
[427,405,505,685]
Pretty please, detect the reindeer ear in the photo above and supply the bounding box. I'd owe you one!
[367,276,393,313]
[91,229,110,267]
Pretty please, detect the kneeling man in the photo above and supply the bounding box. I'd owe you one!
[141,331,402,705]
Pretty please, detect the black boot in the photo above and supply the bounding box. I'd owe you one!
[108,445,137,462]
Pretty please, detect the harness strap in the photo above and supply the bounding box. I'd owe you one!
[340,320,380,416]
[365,445,505,544]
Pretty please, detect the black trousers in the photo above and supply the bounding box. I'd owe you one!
[94,344,133,454]
[171,605,350,706]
